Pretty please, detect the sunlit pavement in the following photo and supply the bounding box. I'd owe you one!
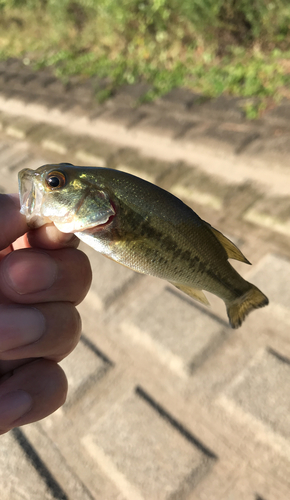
[1,60,290,500]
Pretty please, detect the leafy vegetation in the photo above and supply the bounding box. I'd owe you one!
[0,0,290,117]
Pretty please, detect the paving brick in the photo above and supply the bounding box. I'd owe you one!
[162,163,229,210]
[113,147,172,183]
[1,58,29,74]
[26,122,62,145]
[0,60,9,72]
[113,82,152,106]
[37,74,66,94]
[246,253,290,311]
[0,430,58,500]
[61,101,103,119]
[0,137,50,191]
[74,136,118,166]
[244,195,290,236]
[191,95,246,122]
[264,102,290,127]
[184,122,260,156]
[222,181,262,221]
[60,335,112,406]
[223,348,290,440]
[244,131,290,167]
[100,106,148,128]
[64,80,95,104]
[2,72,19,87]
[20,72,38,85]
[0,137,10,154]
[7,75,40,96]
[264,133,290,158]
[157,88,203,112]
[9,89,40,105]
[0,139,30,173]
[82,387,216,500]
[22,424,95,500]
[41,129,78,155]
[135,113,197,139]
[0,72,6,91]
[0,110,12,131]
[219,464,289,500]
[32,94,68,109]
[120,286,227,377]
[5,115,38,139]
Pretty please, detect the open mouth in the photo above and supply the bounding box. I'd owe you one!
[19,169,35,217]
[18,168,50,228]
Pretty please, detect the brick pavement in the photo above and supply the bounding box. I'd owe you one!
[0,59,290,499]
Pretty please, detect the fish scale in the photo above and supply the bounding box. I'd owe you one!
[18,163,269,328]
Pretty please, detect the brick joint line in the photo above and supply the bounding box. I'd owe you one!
[135,386,218,460]
[80,333,114,366]
[12,428,68,500]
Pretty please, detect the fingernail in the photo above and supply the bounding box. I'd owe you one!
[0,306,45,351]
[0,390,32,425]
[3,250,57,294]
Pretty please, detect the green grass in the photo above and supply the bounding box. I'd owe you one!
[1,0,290,118]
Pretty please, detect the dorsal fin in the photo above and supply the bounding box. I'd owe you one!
[205,223,251,265]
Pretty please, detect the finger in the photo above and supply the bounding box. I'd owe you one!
[12,225,79,251]
[0,359,32,377]
[12,228,78,252]
[0,359,67,433]
[26,224,79,250]
[0,245,14,260]
[0,194,28,251]
[0,302,81,362]
[0,247,92,305]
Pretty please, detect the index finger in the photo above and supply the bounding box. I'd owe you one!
[23,225,79,250]
[0,194,28,251]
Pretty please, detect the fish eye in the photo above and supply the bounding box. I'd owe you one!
[45,171,66,190]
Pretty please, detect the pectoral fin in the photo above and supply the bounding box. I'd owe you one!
[170,282,210,305]
[205,223,251,265]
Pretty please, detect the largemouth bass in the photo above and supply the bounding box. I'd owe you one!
[18,163,268,328]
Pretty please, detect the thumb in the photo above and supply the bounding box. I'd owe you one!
[0,195,28,251]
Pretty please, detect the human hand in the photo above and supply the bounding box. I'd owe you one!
[0,194,92,434]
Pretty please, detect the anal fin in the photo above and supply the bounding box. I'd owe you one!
[170,282,210,306]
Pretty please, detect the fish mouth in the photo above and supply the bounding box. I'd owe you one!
[18,168,49,228]
[19,168,35,217]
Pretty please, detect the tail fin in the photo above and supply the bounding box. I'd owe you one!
[227,284,269,329]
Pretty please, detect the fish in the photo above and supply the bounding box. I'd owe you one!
[18,163,269,328]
